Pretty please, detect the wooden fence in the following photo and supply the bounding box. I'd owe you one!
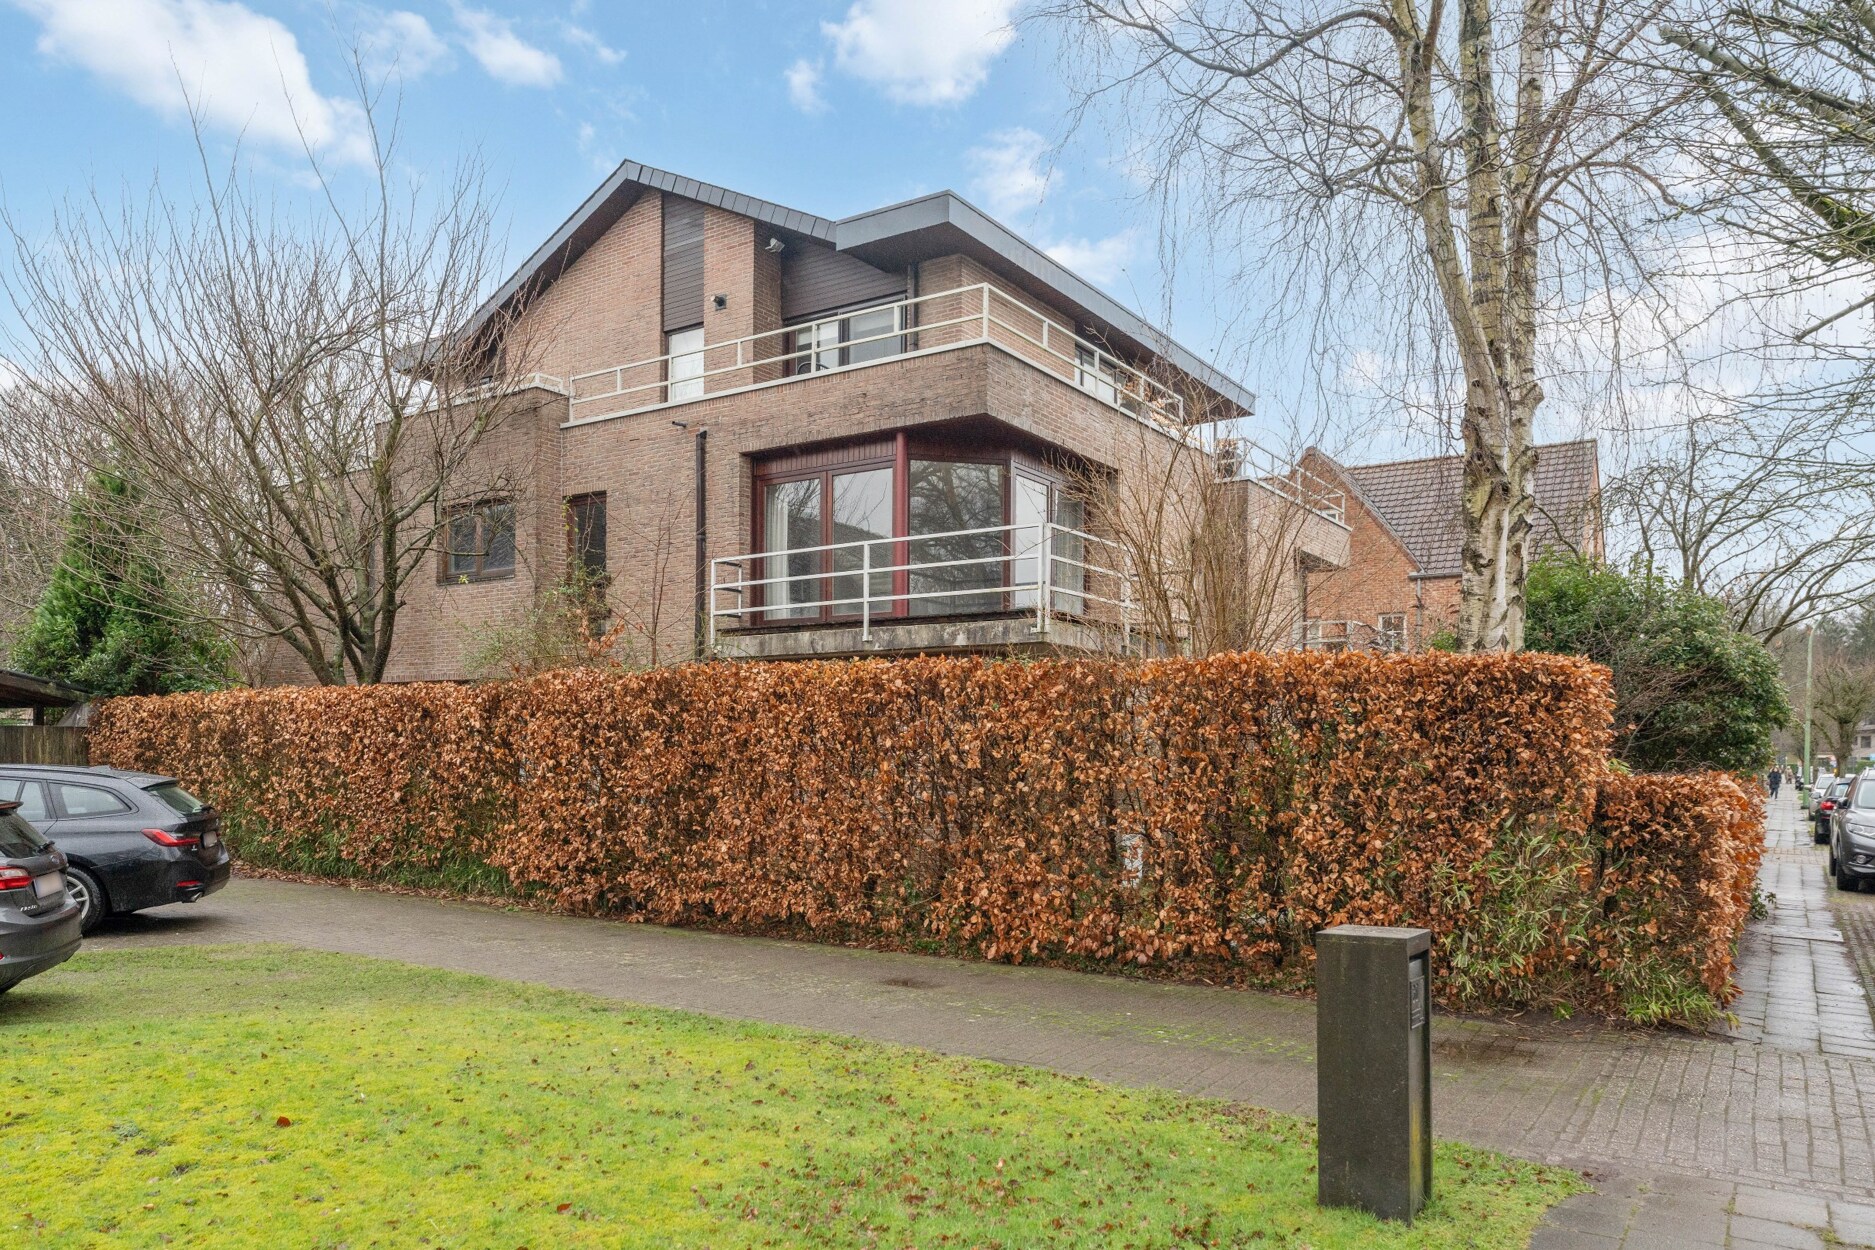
[0,726,89,766]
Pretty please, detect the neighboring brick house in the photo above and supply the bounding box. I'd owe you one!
[269,160,1349,683]
[1296,441,1603,651]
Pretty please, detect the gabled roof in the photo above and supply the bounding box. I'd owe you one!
[1335,440,1601,577]
[468,158,1256,415]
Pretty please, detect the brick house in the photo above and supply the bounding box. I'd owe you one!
[305,160,1350,683]
[1296,441,1603,651]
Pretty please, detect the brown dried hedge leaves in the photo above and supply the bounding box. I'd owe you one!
[90,651,1763,1022]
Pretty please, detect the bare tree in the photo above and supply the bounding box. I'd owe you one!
[1043,0,1693,652]
[1612,401,1875,642]
[1068,373,1330,655]
[1662,0,1875,318]
[1,104,534,684]
[1812,658,1875,764]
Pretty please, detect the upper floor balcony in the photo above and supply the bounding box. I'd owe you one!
[565,282,1194,431]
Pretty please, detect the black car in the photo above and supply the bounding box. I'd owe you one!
[0,766,230,934]
[0,800,82,992]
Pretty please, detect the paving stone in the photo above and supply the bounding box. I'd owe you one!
[1733,1185,1832,1225]
[1527,1229,1620,1250]
[1728,1214,1827,1249]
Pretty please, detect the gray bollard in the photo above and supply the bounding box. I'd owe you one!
[1314,925,1432,1223]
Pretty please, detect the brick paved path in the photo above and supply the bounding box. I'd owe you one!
[73,792,1873,1247]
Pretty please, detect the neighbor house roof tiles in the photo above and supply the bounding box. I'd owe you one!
[1342,440,1601,576]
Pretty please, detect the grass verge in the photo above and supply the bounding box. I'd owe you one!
[3,945,1580,1247]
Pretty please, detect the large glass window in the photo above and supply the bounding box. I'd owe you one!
[444,499,516,580]
[761,478,823,620]
[667,326,704,402]
[830,468,894,614]
[908,460,1005,616]
[789,304,905,374]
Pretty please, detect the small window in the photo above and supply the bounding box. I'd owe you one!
[53,783,132,818]
[667,326,705,402]
[444,499,517,581]
[0,779,49,825]
[566,493,608,578]
[1377,613,1406,651]
[843,305,903,365]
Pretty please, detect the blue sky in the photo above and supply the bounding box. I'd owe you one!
[0,2,1163,333]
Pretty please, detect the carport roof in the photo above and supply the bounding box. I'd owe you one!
[0,669,91,709]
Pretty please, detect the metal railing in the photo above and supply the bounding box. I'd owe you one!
[568,283,1188,428]
[1299,619,1405,652]
[1215,437,1348,527]
[708,521,1150,651]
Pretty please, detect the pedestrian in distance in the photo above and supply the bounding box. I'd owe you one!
[1768,767,1783,799]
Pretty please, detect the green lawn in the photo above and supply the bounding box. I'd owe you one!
[2,946,1579,1248]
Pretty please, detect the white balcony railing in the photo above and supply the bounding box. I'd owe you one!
[1299,619,1405,652]
[568,283,1188,429]
[708,522,1151,652]
[1215,437,1347,527]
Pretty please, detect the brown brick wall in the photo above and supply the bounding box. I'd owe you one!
[1298,450,1432,650]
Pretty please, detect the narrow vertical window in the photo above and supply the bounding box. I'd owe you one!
[566,493,607,578]
[667,326,704,402]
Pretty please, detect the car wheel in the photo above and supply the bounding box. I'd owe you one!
[1837,861,1862,893]
[63,867,106,934]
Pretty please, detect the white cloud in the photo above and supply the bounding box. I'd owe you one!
[1045,231,1137,287]
[562,22,623,66]
[11,0,372,163]
[452,4,561,87]
[821,0,1016,105]
[785,57,826,114]
[359,10,448,79]
[968,127,1052,220]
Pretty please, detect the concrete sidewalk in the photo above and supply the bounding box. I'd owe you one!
[77,791,1874,1246]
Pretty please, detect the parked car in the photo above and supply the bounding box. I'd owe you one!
[0,766,229,934]
[1816,776,1852,844]
[0,800,82,993]
[1809,769,1836,813]
[1831,772,1875,892]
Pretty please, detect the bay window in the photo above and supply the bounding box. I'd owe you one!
[752,438,1088,625]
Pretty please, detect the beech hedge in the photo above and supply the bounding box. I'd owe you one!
[90,651,1764,1022]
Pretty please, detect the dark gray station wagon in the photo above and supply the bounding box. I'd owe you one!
[0,766,231,933]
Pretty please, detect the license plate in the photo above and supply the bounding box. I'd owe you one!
[202,831,220,848]
[32,871,63,900]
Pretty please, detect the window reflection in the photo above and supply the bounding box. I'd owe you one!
[830,468,893,613]
[762,478,822,619]
[908,460,1005,616]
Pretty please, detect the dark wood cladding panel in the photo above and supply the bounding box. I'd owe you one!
[781,243,906,321]
[662,196,706,331]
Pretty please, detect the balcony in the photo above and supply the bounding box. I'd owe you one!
[566,283,1191,430]
[708,522,1156,659]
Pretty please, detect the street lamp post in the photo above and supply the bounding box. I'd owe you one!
[1804,624,1815,782]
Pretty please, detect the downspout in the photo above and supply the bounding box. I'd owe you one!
[693,427,708,659]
